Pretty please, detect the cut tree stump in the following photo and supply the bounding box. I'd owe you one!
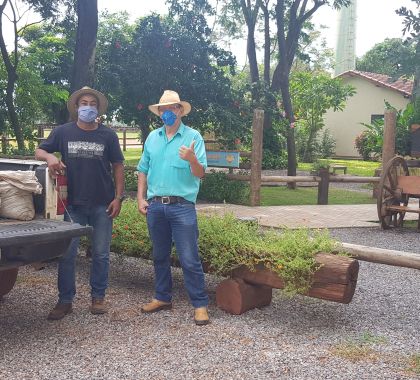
[231,253,359,304]
[216,278,272,315]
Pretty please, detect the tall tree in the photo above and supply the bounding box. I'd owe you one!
[117,14,242,144]
[70,0,98,92]
[356,38,416,77]
[270,0,351,182]
[397,0,420,124]
[0,0,59,151]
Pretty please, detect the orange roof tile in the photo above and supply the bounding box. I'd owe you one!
[337,70,413,97]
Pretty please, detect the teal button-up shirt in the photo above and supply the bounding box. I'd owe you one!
[137,122,207,203]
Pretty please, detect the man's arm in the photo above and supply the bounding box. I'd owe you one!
[106,162,124,219]
[113,162,124,199]
[35,148,66,178]
[137,172,149,215]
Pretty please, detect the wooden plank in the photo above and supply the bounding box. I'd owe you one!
[329,176,380,183]
[386,205,420,213]
[397,176,420,196]
[227,174,379,184]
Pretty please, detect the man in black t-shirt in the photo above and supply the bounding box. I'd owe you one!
[36,87,125,320]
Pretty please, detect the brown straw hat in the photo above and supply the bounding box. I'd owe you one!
[148,90,191,117]
[67,87,108,121]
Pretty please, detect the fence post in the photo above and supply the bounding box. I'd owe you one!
[37,125,44,140]
[382,109,396,167]
[317,168,330,205]
[372,109,397,199]
[123,129,127,151]
[250,109,264,206]
[1,135,6,153]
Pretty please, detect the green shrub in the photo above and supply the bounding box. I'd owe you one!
[355,102,413,160]
[317,129,336,158]
[111,200,152,257]
[124,166,138,191]
[112,200,341,294]
[198,171,250,204]
[262,149,288,169]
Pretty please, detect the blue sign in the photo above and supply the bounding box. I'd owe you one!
[206,150,240,168]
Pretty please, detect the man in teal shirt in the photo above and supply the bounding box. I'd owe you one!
[137,90,209,325]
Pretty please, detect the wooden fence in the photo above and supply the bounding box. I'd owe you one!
[36,124,142,151]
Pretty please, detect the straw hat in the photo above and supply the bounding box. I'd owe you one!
[67,87,108,120]
[148,90,191,117]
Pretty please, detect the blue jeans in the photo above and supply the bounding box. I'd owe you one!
[58,205,113,303]
[146,199,208,308]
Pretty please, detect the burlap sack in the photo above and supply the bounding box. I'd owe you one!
[0,171,43,221]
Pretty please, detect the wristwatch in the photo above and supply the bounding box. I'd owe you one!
[116,194,126,202]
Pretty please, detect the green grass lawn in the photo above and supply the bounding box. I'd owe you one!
[260,186,376,206]
[123,148,142,166]
[298,159,381,177]
[124,151,377,205]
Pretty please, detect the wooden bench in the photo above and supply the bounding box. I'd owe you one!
[330,165,347,175]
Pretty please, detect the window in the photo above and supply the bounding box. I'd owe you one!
[371,114,384,124]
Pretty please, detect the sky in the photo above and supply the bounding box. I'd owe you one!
[2,0,416,66]
[97,0,415,65]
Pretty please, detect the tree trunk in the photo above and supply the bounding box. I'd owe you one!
[303,126,317,162]
[0,1,24,151]
[140,124,150,144]
[5,76,24,150]
[70,0,98,92]
[247,24,259,84]
[261,1,271,85]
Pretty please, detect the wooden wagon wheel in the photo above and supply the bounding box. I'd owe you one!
[377,156,410,229]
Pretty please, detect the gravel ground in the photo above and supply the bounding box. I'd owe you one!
[1,227,420,380]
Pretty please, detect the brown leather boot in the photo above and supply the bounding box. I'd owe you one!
[141,299,172,313]
[90,298,107,315]
[47,302,72,320]
[194,307,210,326]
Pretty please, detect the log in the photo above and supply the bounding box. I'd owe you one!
[342,243,420,270]
[0,268,18,298]
[216,278,272,315]
[231,253,359,304]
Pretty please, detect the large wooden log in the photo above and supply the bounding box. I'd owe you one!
[216,278,272,315]
[0,268,18,298]
[231,253,359,304]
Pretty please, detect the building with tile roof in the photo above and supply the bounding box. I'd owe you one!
[324,70,413,157]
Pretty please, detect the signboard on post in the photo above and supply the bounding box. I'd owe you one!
[206,151,240,168]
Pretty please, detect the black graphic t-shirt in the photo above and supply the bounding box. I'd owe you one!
[39,122,124,206]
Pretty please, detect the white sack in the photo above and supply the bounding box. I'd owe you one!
[0,171,43,221]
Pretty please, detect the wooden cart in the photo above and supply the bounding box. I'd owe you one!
[377,124,420,230]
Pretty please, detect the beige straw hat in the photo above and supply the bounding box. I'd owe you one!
[148,90,191,117]
[67,87,108,121]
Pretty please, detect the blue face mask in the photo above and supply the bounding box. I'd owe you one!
[161,110,177,126]
[78,105,98,123]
